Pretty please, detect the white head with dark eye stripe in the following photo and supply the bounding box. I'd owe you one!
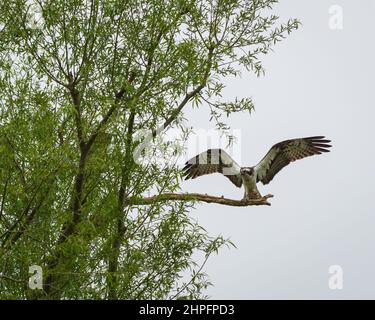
[240,167,254,176]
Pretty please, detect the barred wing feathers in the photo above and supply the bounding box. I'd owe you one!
[183,149,242,187]
[255,136,332,185]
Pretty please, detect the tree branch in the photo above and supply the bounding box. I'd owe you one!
[86,71,137,151]
[107,109,136,300]
[126,193,273,207]
[0,175,9,221]
[0,273,25,284]
[152,47,214,137]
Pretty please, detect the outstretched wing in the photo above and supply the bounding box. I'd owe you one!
[183,149,242,187]
[255,136,332,185]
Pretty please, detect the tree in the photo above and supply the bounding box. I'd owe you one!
[0,0,299,299]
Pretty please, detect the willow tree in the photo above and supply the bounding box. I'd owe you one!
[0,0,299,299]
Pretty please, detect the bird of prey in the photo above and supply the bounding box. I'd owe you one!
[183,136,331,200]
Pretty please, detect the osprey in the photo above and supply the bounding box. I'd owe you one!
[183,136,331,200]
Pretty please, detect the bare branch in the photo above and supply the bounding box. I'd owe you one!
[126,193,273,207]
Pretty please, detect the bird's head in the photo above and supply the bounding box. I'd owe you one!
[240,167,254,176]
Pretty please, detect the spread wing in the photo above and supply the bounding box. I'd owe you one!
[255,136,332,185]
[183,149,242,187]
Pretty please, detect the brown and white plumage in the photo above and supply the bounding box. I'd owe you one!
[183,148,243,187]
[255,136,331,185]
[183,136,332,200]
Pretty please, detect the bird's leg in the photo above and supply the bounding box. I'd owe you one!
[242,186,263,201]
[242,192,262,201]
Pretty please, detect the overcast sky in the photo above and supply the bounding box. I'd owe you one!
[181,0,375,299]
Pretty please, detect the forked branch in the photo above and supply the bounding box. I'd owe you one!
[125,193,273,207]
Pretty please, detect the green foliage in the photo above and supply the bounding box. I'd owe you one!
[0,0,299,299]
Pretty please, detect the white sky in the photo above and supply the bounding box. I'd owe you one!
[182,0,375,299]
